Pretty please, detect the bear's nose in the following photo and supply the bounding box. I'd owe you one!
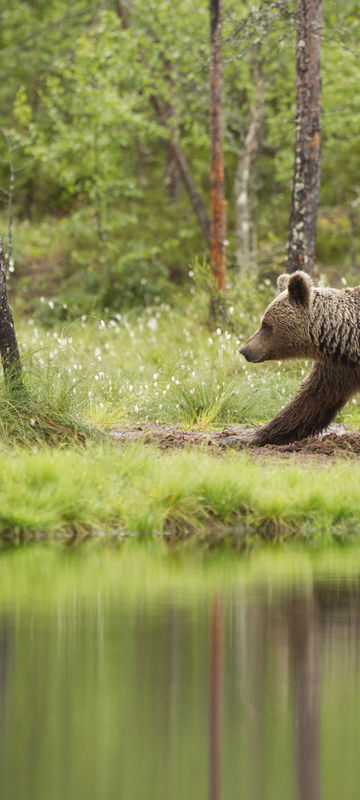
[239,346,250,361]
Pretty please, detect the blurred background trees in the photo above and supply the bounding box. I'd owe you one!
[0,0,359,319]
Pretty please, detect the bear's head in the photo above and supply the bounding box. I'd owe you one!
[240,270,313,363]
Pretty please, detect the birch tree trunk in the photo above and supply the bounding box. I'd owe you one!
[235,56,264,273]
[286,0,322,276]
[0,238,23,390]
[209,0,226,322]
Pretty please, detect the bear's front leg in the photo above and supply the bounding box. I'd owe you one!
[223,362,357,447]
[251,362,357,445]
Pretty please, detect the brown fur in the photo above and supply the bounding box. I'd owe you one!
[240,271,360,445]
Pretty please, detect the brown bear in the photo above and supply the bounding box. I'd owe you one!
[237,270,360,445]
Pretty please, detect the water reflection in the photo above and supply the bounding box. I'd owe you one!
[290,592,320,800]
[0,553,359,800]
[209,597,224,800]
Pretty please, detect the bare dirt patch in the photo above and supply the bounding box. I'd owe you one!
[110,422,360,461]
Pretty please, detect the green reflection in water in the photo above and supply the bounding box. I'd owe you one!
[0,543,359,800]
[0,540,359,607]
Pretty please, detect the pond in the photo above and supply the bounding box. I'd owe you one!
[0,542,359,800]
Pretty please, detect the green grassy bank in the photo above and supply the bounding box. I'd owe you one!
[0,442,359,545]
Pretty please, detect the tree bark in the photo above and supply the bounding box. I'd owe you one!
[165,147,181,201]
[209,0,226,319]
[286,0,322,276]
[235,54,264,273]
[0,238,23,389]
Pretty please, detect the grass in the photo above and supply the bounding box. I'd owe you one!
[0,442,359,544]
[14,297,360,434]
[0,291,356,545]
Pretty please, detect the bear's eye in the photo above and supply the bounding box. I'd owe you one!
[262,320,273,333]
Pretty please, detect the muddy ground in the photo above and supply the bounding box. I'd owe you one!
[110,422,360,461]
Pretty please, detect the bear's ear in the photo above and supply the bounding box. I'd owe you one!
[277,274,290,292]
[287,271,313,307]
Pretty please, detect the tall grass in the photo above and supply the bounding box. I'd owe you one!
[0,363,98,445]
[14,299,359,436]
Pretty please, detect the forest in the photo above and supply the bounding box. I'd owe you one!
[0,0,359,535]
[1,0,359,318]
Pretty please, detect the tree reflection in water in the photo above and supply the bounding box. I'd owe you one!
[0,570,359,800]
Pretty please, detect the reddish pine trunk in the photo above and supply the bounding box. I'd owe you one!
[286,0,322,276]
[209,0,226,317]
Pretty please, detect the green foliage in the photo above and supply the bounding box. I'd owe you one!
[0,0,359,313]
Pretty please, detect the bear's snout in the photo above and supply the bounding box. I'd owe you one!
[239,345,252,362]
[240,336,268,363]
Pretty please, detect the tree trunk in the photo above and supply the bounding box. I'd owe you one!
[286,0,322,276]
[150,95,210,241]
[209,0,226,321]
[235,55,264,273]
[115,0,210,242]
[0,238,23,390]
[163,61,182,202]
[165,145,181,201]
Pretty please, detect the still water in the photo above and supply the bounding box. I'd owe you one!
[0,544,359,800]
